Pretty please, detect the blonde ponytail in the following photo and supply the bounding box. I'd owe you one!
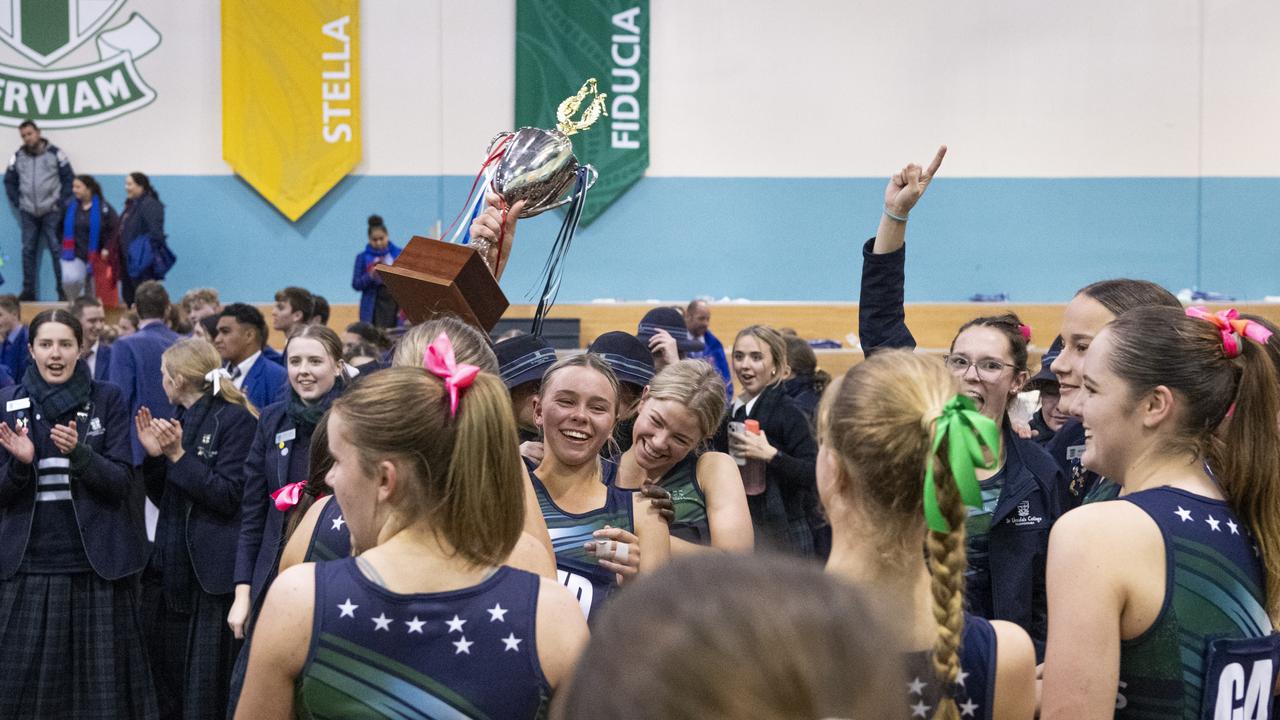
[163,338,259,418]
[820,350,968,718]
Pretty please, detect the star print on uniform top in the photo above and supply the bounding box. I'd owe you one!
[1206,515,1221,532]
[907,677,926,695]
[911,699,932,717]
[338,598,358,618]
[1227,519,1239,535]
[487,603,508,622]
[299,561,551,719]
[1175,506,1193,522]
[959,698,980,716]
[331,515,345,531]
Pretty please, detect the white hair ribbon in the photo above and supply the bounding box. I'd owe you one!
[204,368,233,396]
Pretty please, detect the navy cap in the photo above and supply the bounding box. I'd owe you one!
[587,331,655,388]
[1029,335,1063,388]
[494,334,557,389]
[636,306,704,354]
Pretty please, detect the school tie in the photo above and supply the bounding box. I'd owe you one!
[733,404,748,423]
[228,364,242,381]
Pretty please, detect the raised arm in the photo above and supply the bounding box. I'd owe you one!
[859,145,946,354]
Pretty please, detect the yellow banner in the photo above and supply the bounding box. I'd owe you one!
[222,0,360,221]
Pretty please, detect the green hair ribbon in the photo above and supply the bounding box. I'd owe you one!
[923,395,1001,533]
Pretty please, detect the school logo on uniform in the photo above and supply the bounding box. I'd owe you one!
[85,415,103,437]
[1005,499,1044,528]
[0,0,161,127]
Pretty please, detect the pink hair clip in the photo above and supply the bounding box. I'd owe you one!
[423,332,481,418]
[1185,306,1274,359]
[1018,324,1032,342]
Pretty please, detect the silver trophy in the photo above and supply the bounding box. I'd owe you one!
[487,78,605,218]
[468,79,606,335]
[488,127,598,218]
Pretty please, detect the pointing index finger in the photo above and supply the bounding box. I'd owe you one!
[924,145,947,181]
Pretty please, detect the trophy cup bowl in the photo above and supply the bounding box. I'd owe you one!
[489,127,598,218]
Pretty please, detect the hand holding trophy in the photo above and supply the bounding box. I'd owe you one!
[379,80,607,333]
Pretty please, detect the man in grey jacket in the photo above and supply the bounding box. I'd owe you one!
[4,120,74,301]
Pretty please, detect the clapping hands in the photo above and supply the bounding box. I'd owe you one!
[135,407,185,462]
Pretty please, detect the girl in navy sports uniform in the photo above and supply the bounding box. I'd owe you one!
[1045,278,1182,508]
[279,316,559,580]
[1041,306,1280,719]
[820,350,1037,720]
[0,309,156,718]
[531,353,670,622]
[860,148,1064,655]
[138,337,258,720]
[611,359,752,554]
[236,336,587,718]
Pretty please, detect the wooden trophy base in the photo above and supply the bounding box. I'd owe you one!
[376,236,509,331]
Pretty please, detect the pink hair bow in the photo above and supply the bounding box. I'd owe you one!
[271,481,306,511]
[423,332,480,418]
[1185,306,1274,359]
[1018,324,1032,342]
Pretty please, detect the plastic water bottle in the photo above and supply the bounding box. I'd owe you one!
[740,420,766,496]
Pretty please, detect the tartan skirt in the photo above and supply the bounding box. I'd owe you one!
[0,572,158,719]
[142,580,240,720]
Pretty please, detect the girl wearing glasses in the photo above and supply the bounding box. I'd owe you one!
[857,146,1064,658]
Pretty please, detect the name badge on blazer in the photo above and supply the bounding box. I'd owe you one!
[5,398,30,412]
[275,428,296,445]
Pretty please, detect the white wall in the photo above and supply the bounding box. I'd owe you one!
[13,0,1278,179]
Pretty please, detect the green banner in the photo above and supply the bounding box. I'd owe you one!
[516,0,648,226]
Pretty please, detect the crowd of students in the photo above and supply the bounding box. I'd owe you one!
[0,145,1275,720]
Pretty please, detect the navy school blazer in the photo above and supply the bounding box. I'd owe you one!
[91,342,112,383]
[0,380,147,580]
[234,401,306,608]
[241,355,287,413]
[108,320,179,464]
[979,425,1063,660]
[141,395,258,596]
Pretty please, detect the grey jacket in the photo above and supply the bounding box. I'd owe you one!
[5,140,73,216]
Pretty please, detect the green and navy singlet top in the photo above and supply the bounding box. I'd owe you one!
[1117,487,1280,719]
[529,462,634,622]
[304,497,352,563]
[903,614,997,720]
[296,558,550,720]
[608,454,710,546]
